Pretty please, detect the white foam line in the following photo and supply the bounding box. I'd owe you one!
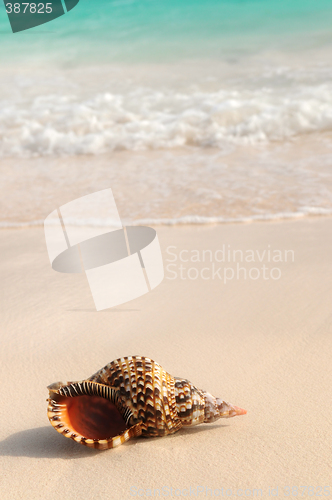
[2,82,332,156]
[0,220,45,228]
[1,207,332,229]
[132,208,332,225]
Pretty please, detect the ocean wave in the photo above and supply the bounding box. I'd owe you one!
[1,83,332,157]
[2,207,332,228]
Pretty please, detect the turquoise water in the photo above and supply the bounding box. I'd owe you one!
[1,0,332,224]
[1,0,332,63]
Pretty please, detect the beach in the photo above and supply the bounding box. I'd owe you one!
[1,0,332,497]
[0,217,331,498]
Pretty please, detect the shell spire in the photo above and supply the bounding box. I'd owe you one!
[47,356,246,450]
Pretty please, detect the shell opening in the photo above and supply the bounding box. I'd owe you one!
[52,394,128,440]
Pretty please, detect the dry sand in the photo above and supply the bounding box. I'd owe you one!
[0,217,331,499]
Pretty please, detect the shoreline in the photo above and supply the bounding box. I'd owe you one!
[1,212,332,229]
[2,134,332,226]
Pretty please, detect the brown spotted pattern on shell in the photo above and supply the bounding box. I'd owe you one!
[47,356,246,450]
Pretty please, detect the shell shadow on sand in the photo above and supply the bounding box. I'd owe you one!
[0,424,225,460]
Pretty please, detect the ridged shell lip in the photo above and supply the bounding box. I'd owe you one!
[47,381,66,392]
[51,393,128,438]
[47,388,136,450]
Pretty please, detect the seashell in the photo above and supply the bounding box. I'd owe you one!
[47,356,246,450]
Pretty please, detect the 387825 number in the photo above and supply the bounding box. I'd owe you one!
[284,486,330,496]
[5,3,53,14]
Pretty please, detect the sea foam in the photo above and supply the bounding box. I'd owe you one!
[2,207,332,229]
[1,82,332,157]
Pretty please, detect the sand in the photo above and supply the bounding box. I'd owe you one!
[3,134,332,225]
[0,217,331,499]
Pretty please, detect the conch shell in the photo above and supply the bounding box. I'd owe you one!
[47,356,246,450]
